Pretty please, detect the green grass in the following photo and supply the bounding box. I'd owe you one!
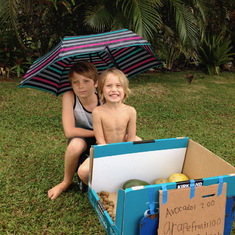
[1,70,235,234]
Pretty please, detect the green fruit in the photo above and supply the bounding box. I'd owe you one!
[154,178,169,184]
[122,179,150,189]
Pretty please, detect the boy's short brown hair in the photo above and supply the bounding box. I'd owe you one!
[68,61,99,83]
[98,68,131,103]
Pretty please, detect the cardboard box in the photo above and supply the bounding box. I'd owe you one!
[88,137,235,235]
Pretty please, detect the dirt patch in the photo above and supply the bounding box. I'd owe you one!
[212,80,227,84]
[180,83,207,92]
[0,77,21,83]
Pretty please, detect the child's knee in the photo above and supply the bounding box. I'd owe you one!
[78,164,88,179]
[67,138,86,155]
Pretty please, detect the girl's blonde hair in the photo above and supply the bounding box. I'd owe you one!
[98,68,130,103]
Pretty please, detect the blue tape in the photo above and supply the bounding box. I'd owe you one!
[148,188,155,215]
[162,185,168,205]
[217,176,224,196]
[190,180,195,199]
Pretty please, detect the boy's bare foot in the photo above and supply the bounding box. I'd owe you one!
[48,182,70,200]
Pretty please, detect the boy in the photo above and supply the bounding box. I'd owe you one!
[92,68,137,144]
[48,61,100,199]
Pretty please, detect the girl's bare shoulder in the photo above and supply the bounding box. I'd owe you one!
[93,105,103,114]
[125,105,136,113]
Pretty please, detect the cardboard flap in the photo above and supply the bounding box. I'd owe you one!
[183,139,235,179]
[88,147,94,184]
[158,183,227,235]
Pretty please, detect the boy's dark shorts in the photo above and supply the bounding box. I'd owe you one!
[68,136,96,165]
[68,136,96,192]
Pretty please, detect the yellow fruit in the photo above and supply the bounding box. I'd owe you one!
[168,173,189,182]
[154,178,169,184]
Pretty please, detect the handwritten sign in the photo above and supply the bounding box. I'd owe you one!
[158,183,227,235]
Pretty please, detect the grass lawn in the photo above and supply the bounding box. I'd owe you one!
[0,70,234,234]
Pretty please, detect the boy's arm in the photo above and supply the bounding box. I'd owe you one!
[62,91,94,138]
[92,107,107,145]
[126,106,137,142]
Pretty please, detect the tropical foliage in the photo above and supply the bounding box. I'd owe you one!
[84,0,163,41]
[0,0,234,77]
[197,34,235,75]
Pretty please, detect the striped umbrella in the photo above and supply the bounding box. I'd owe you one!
[19,29,162,96]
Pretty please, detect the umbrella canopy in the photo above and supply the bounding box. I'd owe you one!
[19,29,162,96]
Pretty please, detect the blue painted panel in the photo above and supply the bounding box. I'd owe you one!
[224,196,235,235]
[93,137,189,158]
[202,175,235,198]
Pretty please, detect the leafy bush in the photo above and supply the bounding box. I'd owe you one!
[0,0,89,79]
[0,39,32,78]
[197,34,235,75]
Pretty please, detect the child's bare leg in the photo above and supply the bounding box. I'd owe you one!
[78,157,90,185]
[48,138,86,200]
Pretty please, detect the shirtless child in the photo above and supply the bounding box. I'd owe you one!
[92,68,137,144]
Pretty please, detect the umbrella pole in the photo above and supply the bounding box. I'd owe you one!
[105,46,121,70]
[89,54,93,63]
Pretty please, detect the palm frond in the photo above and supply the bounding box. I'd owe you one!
[191,0,207,23]
[0,0,28,50]
[190,0,208,37]
[84,4,114,32]
[170,0,200,46]
[0,0,18,26]
[119,0,163,40]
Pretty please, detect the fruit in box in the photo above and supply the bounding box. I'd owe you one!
[154,178,169,184]
[168,173,189,182]
[122,179,150,189]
